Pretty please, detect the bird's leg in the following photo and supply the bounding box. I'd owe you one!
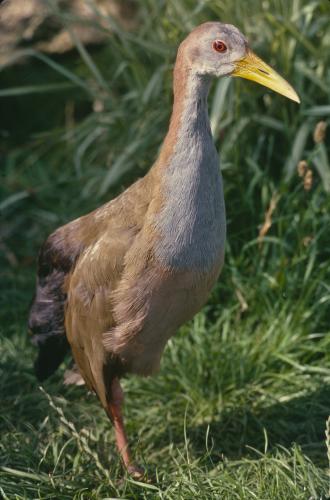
[107,377,144,478]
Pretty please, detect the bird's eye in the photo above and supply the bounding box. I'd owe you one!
[213,40,227,53]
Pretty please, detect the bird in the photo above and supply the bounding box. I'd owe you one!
[28,22,299,477]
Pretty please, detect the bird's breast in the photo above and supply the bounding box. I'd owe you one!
[153,148,226,271]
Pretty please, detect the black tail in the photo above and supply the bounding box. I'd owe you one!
[33,335,69,381]
[29,224,84,381]
[29,268,70,381]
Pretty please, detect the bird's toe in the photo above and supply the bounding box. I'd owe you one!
[127,463,145,480]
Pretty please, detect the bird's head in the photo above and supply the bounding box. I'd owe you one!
[180,22,300,103]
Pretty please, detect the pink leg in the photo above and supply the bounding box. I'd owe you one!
[107,377,144,478]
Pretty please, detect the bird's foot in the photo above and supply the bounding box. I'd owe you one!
[127,463,145,480]
[108,379,146,481]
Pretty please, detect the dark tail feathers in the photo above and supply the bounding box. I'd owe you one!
[29,269,70,381]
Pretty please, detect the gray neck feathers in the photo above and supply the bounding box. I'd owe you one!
[154,71,226,270]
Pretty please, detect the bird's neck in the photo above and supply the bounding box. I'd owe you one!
[151,55,226,270]
[158,57,213,167]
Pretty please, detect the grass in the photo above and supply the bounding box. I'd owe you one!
[1,0,330,497]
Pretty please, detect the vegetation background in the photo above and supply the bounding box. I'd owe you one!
[1,0,330,498]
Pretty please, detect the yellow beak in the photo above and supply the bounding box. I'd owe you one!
[232,50,300,103]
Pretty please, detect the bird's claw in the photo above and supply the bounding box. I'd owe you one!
[127,463,145,480]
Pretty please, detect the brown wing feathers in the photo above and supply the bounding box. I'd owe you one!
[29,176,152,387]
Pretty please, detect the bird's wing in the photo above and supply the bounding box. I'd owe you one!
[28,207,106,379]
[53,176,154,402]
[29,175,152,381]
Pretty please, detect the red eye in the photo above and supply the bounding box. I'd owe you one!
[213,40,227,53]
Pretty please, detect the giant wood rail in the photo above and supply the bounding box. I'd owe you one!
[29,22,299,476]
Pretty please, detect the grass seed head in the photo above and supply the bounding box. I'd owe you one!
[297,160,308,177]
[304,169,313,191]
[313,121,327,144]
